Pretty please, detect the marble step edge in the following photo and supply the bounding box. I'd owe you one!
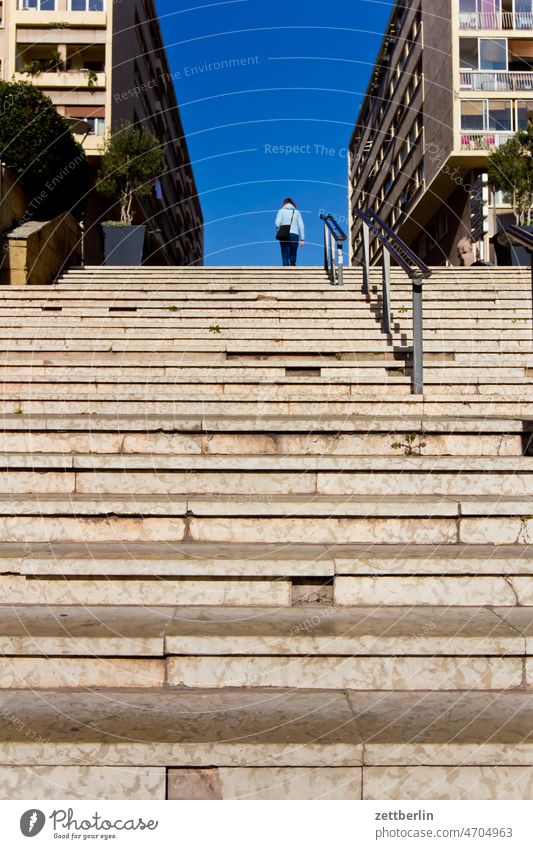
[0,655,528,691]
[0,493,529,516]
[0,542,531,575]
[0,453,532,471]
[0,413,526,433]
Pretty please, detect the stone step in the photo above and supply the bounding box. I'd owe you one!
[0,431,523,456]
[0,328,530,341]
[0,688,531,760]
[1,541,530,577]
[6,400,533,418]
[0,652,523,691]
[0,605,527,656]
[164,655,522,691]
[1,352,533,366]
[3,453,533,470]
[3,366,533,382]
[6,385,533,404]
[1,302,532,314]
[0,495,529,546]
[0,573,290,607]
[1,467,532,497]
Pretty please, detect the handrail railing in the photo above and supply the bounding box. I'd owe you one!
[320,213,347,287]
[354,206,432,395]
[495,225,533,337]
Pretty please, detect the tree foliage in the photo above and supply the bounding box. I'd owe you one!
[487,124,533,226]
[97,123,164,225]
[0,80,90,220]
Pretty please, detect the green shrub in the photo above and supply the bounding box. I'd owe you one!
[488,125,533,226]
[0,80,90,220]
[97,122,164,225]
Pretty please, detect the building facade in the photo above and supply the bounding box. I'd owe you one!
[0,0,203,265]
[348,0,533,266]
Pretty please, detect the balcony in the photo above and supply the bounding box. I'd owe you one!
[459,11,533,29]
[14,8,106,27]
[460,131,514,149]
[460,70,533,89]
[14,69,105,88]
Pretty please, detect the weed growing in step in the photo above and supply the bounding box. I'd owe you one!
[391,432,427,456]
[167,306,178,312]
[13,407,23,416]
[334,352,343,361]
[398,306,408,314]
[209,324,222,334]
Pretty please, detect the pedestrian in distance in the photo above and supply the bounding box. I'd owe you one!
[275,198,305,266]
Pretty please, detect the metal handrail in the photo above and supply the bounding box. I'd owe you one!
[495,224,533,253]
[496,225,533,338]
[354,206,432,395]
[320,213,347,287]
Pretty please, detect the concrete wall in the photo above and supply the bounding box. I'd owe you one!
[6,211,81,285]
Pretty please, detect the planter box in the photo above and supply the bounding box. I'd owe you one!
[102,225,146,267]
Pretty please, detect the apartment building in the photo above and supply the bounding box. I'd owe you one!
[0,0,203,265]
[348,0,533,266]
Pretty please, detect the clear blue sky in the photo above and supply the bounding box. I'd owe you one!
[155,0,392,265]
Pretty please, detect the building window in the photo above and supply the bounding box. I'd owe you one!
[69,0,104,9]
[460,37,508,70]
[480,38,507,69]
[517,99,533,127]
[461,99,485,130]
[488,99,512,129]
[461,99,513,131]
[19,0,56,9]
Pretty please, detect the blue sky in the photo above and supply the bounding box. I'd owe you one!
[155,0,392,265]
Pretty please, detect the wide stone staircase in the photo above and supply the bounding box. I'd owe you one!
[0,264,532,800]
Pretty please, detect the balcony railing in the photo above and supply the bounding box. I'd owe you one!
[459,11,533,29]
[460,131,514,150]
[460,70,533,90]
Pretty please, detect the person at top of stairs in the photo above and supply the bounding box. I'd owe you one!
[275,198,305,267]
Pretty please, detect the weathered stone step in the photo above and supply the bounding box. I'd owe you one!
[0,433,525,458]
[6,399,533,418]
[0,605,527,656]
[0,495,530,545]
[1,328,530,343]
[1,688,531,760]
[164,654,522,691]
[0,539,528,575]
[4,366,532,382]
[4,453,533,471]
[7,385,533,405]
[0,573,289,607]
[1,352,533,367]
[0,653,524,691]
[2,466,532,497]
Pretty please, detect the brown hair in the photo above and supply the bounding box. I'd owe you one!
[282,198,297,207]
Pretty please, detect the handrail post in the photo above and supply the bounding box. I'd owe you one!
[323,220,329,274]
[412,274,424,395]
[530,251,533,343]
[330,231,336,285]
[381,248,391,335]
[362,221,370,296]
[325,224,332,283]
[337,239,344,287]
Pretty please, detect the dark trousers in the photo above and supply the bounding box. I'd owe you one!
[280,233,299,266]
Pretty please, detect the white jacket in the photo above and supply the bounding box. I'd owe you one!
[275,204,305,240]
